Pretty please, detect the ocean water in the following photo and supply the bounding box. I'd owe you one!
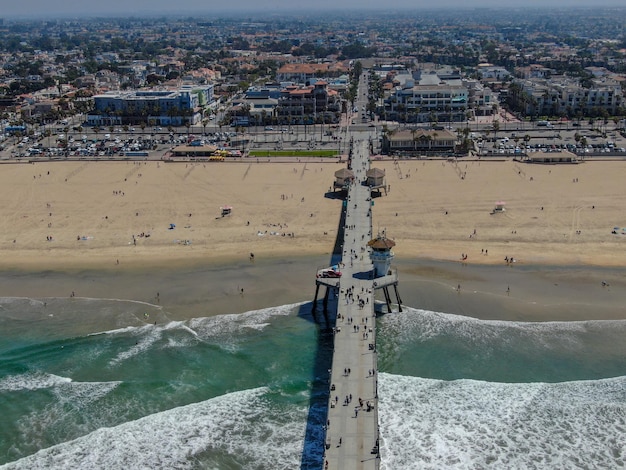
[0,297,625,469]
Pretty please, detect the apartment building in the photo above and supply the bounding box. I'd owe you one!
[88,85,214,126]
[226,78,343,126]
[510,76,624,117]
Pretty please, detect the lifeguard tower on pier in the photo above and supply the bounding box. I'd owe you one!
[368,234,402,313]
[368,234,395,277]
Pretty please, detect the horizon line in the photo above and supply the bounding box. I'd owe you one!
[3,4,626,21]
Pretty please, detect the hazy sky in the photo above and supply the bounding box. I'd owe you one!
[2,0,625,19]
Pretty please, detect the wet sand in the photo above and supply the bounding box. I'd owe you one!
[1,255,625,326]
[395,259,626,322]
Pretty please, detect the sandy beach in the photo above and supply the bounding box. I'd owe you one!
[1,158,626,322]
[2,158,626,268]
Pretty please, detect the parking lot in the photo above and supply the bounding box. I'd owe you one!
[476,126,626,157]
[1,116,625,162]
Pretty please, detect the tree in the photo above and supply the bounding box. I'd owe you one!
[44,128,52,148]
[431,132,438,150]
[411,128,418,150]
[492,120,500,142]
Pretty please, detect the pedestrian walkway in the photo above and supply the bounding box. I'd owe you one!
[323,140,380,470]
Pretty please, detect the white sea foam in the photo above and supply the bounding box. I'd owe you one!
[52,380,121,408]
[107,325,162,367]
[91,303,300,342]
[10,378,123,461]
[189,302,302,338]
[379,306,626,357]
[0,371,120,400]
[378,373,626,470]
[181,303,303,353]
[1,387,308,470]
[88,325,138,337]
[93,304,299,363]
[0,297,46,307]
[0,372,72,392]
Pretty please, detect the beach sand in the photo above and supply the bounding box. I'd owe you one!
[1,158,626,322]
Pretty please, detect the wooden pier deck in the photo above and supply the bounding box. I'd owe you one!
[321,140,390,470]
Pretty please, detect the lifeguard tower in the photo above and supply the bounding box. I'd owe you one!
[367,233,402,313]
[491,201,506,214]
[368,234,395,277]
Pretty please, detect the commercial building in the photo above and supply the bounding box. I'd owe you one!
[381,129,457,154]
[87,85,214,127]
[383,68,495,123]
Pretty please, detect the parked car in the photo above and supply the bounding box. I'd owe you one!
[317,269,342,278]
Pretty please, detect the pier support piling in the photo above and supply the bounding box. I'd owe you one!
[312,284,320,320]
[322,287,330,327]
[383,286,393,313]
[393,284,403,312]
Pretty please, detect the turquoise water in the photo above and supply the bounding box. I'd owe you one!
[1,297,625,469]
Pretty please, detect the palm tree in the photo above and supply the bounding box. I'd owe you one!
[492,120,500,142]
[431,132,438,150]
[524,134,531,148]
[381,125,396,154]
[456,127,471,153]
[418,134,432,152]
[428,112,437,129]
[44,128,52,148]
[411,128,419,151]
[167,106,180,127]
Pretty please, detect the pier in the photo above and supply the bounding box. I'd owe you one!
[314,139,401,470]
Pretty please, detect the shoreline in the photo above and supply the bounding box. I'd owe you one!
[2,235,626,274]
[1,255,625,325]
